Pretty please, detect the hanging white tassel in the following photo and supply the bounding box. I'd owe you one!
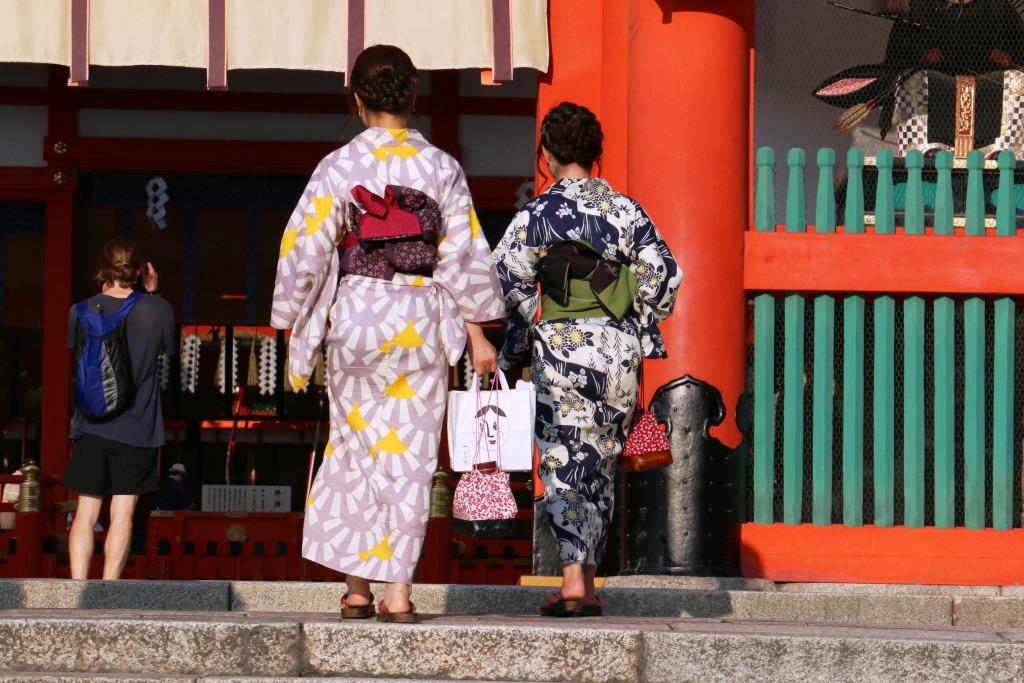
[462,353,474,389]
[259,335,278,396]
[156,352,170,391]
[216,337,239,394]
[216,337,226,393]
[180,334,201,394]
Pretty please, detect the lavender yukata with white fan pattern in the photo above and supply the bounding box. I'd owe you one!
[272,127,503,583]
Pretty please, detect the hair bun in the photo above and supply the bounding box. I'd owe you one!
[540,101,603,169]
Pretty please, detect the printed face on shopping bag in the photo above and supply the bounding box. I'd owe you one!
[476,404,510,451]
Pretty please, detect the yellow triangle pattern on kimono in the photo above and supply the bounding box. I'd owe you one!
[289,372,308,392]
[306,492,315,507]
[469,208,482,240]
[358,535,393,562]
[369,427,407,458]
[279,227,298,259]
[371,142,419,162]
[379,321,425,354]
[305,196,334,236]
[323,441,335,457]
[347,403,369,431]
[384,374,415,399]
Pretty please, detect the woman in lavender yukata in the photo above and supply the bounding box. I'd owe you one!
[272,45,502,623]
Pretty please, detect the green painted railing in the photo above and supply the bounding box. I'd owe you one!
[752,146,1020,529]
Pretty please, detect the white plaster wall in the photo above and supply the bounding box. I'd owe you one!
[458,114,536,176]
[755,0,893,215]
[0,105,47,166]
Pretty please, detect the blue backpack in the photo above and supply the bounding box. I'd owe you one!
[73,292,142,421]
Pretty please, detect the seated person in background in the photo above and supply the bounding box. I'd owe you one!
[156,463,194,511]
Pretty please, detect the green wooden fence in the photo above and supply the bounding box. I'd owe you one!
[752,146,1020,530]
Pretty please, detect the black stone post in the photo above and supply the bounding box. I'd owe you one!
[621,375,748,575]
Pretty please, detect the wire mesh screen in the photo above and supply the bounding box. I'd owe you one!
[750,294,1023,528]
[756,0,1024,217]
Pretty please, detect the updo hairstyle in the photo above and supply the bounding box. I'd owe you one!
[349,44,418,115]
[96,237,143,287]
[539,101,604,170]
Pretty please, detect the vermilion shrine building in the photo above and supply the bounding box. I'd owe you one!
[1,0,1022,585]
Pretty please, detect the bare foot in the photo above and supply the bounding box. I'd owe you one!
[382,582,412,613]
[345,576,373,607]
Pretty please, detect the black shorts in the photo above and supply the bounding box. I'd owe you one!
[64,433,159,496]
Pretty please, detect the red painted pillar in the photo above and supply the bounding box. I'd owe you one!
[627,0,754,446]
[40,191,74,502]
[535,0,604,194]
[41,67,76,523]
[599,0,629,191]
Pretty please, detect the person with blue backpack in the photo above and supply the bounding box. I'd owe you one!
[63,237,175,580]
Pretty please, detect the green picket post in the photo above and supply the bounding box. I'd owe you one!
[783,148,807,525]
[933,151,956,528]
[903,150,926,527]
[753,147,777,524]
[812,148,836,525]
[843,148,866,526]
[873,148,896,527]
[992,150,1016,530]
[964,150,986,529]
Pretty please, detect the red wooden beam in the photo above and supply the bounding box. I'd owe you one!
[0,168,76,193]
[745,228,1024,295]
[44,135,336,174]
[0,85,536,117]
[741,522,1024,586]
[0,87,50,106]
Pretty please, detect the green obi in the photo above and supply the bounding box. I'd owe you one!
[538,240,638,322]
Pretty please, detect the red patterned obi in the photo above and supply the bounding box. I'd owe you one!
[340,184,442,281]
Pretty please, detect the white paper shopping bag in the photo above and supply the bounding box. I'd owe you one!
[447,370,535,472]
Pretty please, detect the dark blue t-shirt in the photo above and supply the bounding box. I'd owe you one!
[68,292,176,448]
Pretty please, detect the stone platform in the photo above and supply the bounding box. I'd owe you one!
[4,610,1024,682]
[3,578,1024,681]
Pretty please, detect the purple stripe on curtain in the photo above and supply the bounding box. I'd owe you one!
[491,0,512,82]
[346,0,365,86]
[69,0,90,86]
[207,0,228,90]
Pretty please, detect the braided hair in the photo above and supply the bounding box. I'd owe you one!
[349,44,417,114]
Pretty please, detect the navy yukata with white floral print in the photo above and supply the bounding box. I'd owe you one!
[493,177,680,566]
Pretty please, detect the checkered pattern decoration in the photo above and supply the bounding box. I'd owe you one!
[897,70,1024,157]
[897,72,930,156]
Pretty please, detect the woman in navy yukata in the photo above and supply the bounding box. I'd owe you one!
[494,102,681,616]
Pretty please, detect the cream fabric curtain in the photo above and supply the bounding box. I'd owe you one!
[0,0,549,75]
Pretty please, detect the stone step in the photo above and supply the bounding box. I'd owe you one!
[7,578,1024,628]
[1,676,525,683]
[2,610,1024,682]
